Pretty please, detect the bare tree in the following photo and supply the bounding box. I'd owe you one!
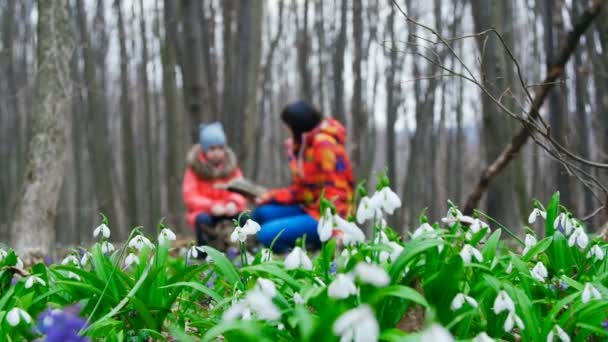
[332,0,347,122]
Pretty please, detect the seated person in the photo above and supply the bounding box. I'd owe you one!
[253,101,355,253]
[182,122,248,250]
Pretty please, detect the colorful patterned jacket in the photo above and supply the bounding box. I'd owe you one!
[182,145,248,228]
[262,118,355,219]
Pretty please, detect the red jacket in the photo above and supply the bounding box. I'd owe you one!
[262,118,355,219]
[182,145,248,228]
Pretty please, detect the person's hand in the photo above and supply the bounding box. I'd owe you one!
[225,202,238,216]
[211,204,226,216]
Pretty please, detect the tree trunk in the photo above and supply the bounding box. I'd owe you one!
[332,0,347,121]
[314,0,326,110]
[296,0,313,103]
[11,0,71,261]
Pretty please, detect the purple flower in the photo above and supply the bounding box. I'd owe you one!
[602,319,608,331]
[36,305,89,342]
[44,255,53,266]
[227,247,239,261]
[330,262,337,275]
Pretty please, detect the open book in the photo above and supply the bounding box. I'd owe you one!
[214,178,267,198]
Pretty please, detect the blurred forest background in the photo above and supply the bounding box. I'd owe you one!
[1,0,607,248]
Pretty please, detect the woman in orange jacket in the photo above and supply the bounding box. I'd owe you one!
[253,101,355,252]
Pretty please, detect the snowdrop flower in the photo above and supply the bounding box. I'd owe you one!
[450,293,478,311]
[466,218,490,240]
[460,244,483,264]
[24,275,46,289]
[587,245,605,261]
[335,216,366,245]
[230,219,261,243]
[245,289,282,320]
[582,283,601,303]
[412,223,437,239]
[16,257,24,269]
[124,253,139,268]
[158,228,177,245]
[493,290,515,314]
[293,292,305,305]
[554,213,574,235]
[317,208,335,242]
[333,305,379,342]
[547,324,570,342]
[503,310,525,332]
[223,302,252,321]
[374,187,402,215]
[328,274,358,299]
[354,262,390,287]
[128,235,154,251]
[0,248,7,262]
[528,208,546,224]
[260,248,273,262]
[187,246,205,259]
[472,332,495,342]
[62,254,80,266]
[356,196,377,224]
[101,241,115,254]
[6,307,32,327]
[568,227,589,249]
[531,261,548,282]
[80,252,92,267]
[380,241,404,263]
[522,234,538,255]
[255,278,277,298]
[285,247,313,270]
[93,223,111,239]
[419,324,455,342]
[441,207,473,225]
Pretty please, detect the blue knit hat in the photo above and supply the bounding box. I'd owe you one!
[199,122,227,150]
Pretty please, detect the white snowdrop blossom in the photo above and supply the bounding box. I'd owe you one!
[582,283,601,303]
[374,186,402,215]
[522,234,538,255]
[568,227,589,249]
[460,244,483,264]
[531,261,549,283]
[441,207,474,226]
[528,208,546,224]
[24,275,46,289]
[16,257,24,269]
[93,223,111,239]
[472,332,495,342]
[255,278,277,298]
[503,310,525,332]
[467,218,489,240]
[62,255,80,266]
[554,213,574,235]
[128,235,154,251]
[101,241,115,254]
[412,223,437,239]
[380,241,404,263]
[187,246,205,259]
[356,196,377,224]
[124,253,139,268]
[419,324,455,342]
[587,245,605,261]
[284,247,313,270]
[333,305,379,342]
[354,262,390,287]
[450,293,478,311]
[6,307,32,327]
[158,228,177,245]
[230,219,261,243]
[334,216,366,246]
[80,252,92,267]
[293,292,305,305]
[328,274,358,299]
[547,324,570,342]
[493,291,515,314]
[317,208,335,242]
[223,290,281,322]
[0,249,7,262]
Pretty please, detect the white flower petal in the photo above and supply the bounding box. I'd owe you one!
[94,223,111,238]
[354,262,390,287]
[493,291,515,314]
[472,332,495,342]
[328,274,358,299]
[333,305,379,342]
[317,208,334,242]
[255,278,277,298]
[419,324,455,342]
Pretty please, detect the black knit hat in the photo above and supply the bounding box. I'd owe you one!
[281,101,322,138]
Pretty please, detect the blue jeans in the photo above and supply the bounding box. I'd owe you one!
[251,204,319,253]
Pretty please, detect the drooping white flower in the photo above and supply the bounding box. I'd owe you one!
[80,252,92,267]
[293,292,305,305]
[328,274,358,299]
[62,254,80,266]
[503,310,525,332]
[244,289,282,320]
[587,245,605,261]
[460,244,483,264]
[470,218,489,234]
[374,187,402,215]
[124,253,139,268]
[335,216,366,246]
[242,219,261,235]
[284,247,313,271]
[380,241,404,263]
[450,293,478,311]
[24,275,46,289]
[412,223,437,239]
[317,208,334,242]
[223,302,252,322]
[128,235,154,251]
[554,213,574,235]
[528,208,546,224]
[333,305,379,342]
[93,223,111,239]
[472,332,495,342]
[419,323,455,342]
[101,241,115,254]
[522,234,538,255]
[6,307,32,327]
[354,262,390,287]
[229,219,261,243]
[356,196,376,224]
[16,257,24,269]
[0,249,7,262]
[187,246,205,259]
[547,324,570,342]
[493,290,515,314]
[568,227,589,249]
[582,283,601,303]
[441,207,470,226]
[158,228,177,245]
[255,278,277,298]
[531,261,549,282]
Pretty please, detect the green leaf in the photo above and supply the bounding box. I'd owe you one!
[294,306,315,340]
[242,264,302,291]
[576,322,608,337]
[389,239,443,283]
[201,320,264,342]
[523,236,552,261]
[545,192,560,237]
[482,229,502,261]
[372,285,429,308]
[160,282,223,303]
[129,296,159,331]
[203,246,242,288]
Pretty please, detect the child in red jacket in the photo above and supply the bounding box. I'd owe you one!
[182,122,248,248]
